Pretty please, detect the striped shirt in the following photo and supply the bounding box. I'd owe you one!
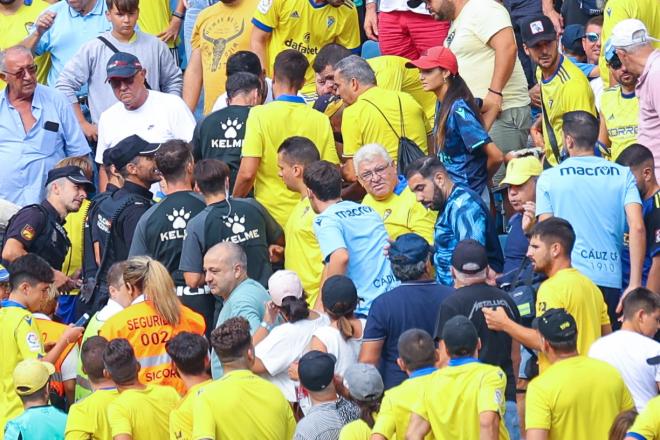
[294,398,359,440]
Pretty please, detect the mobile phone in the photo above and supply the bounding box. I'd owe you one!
[74,313,90,328]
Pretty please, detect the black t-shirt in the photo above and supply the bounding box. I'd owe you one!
[434,283,521,402]
[192,105,251,193]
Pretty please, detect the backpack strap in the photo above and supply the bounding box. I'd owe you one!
[539,86,562,164]
[362,98,400,139]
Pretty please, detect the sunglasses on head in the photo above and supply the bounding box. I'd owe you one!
[585,32,600,43]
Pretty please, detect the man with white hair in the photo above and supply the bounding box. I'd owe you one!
[611,19,660,178]
[356,143,435,244]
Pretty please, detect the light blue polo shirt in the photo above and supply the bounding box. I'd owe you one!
[4,405,67,440]
[0,84,90,206]
[33,0,111,87]
[313,200,399,316]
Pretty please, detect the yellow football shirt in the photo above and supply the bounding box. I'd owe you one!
[169,380,211,440]
[107,384,179,440]
[535,268,609,372]
[536,56,595,166]
[628,395,660,440]
[368,55,437,126]
[372,369,436,440]
[242,96,339,227]
[599,0,660,87]
[136,0,176,48]
[252,0,360,101]
[62,199,90,297]
[0,302,44,437]
[362,186,436,244]
[600,86,639,161]
[339,419,372,440]
[192,369,296,440]
[526,356,634,439]
[65,388,118,440]
[341,86,430,160]
[192,0,255,114]
[412,360,509,440]
[284,196,322,308]
[0,0,51,89]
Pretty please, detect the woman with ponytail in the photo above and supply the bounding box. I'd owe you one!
[309,275,365,376]
[99,256,205,394]
[407,46,504,201]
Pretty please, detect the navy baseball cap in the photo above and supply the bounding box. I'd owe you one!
[451,239,488,274]
[389,233,432,265]
[562,24,586,55]
[106,52,143,81]
[321,275,358,315]
[109,135,160,170]
[521,16,557,47]
[407,0,424,8]
[298,350,336,392]
[533,308,578,343]
[441,315,478,355]
[45,165,95,192]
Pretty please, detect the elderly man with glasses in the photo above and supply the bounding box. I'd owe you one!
[0,45,90,206]
[356,143,435,244]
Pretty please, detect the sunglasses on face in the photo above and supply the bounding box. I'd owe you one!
[585,32,600,43]
[608,54,623,70]
[109,73,139,89]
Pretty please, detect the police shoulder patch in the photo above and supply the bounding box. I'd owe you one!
[20,224,36,241]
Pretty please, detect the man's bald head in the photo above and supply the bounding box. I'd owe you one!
[203,242,249,298]
[205,242,247,269]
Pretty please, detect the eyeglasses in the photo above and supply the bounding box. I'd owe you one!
[607,54,623,70]
[359,163,391,181]
[109,74,139,89]
[2,64,38,78]
[585,32,600,43]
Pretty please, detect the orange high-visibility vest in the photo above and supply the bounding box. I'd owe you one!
[35,318,77,397]
[99,301,206,394]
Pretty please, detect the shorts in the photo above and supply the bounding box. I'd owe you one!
[489,105,533,185]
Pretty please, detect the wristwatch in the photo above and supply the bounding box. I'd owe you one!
[260,321,273,331]
[172,10,184,19]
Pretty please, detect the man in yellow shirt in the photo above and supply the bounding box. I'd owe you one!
[250,0,359,102]
[65,336,118,440]
[372,329,438,440]
[0,254,83,438]
[483,217,611,373]
[277,136,324,308]
[521,15,595,167]
[356,143,435,244]
[525,308,635,440]
[234,49,339,228]
[183,0,256,114]
[166,332,212,440]
[334,55,430,181]
[192,317,296,440]
[626,395,660,440]
[407,315,509,440]
[105,338,180,440]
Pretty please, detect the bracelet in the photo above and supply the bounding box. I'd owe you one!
[488,88,503,97]
[172,10,184,19]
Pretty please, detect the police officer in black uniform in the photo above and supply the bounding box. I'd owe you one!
[2,166,95,290]
[128,140,212,330]
[78,135,160,317]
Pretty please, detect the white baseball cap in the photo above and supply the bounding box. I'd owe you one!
[268,270,303,306]
[610,19,659,48]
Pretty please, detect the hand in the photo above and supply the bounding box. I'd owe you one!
[288,361,299,380]
[483,90,503,117]
[482,306,511,331]
[157,17,182,43]
[44,342,56,353]
[263,300,279,325]
[53,270,72,291]
[528,83,541,108]
[364,3,378,41]
[35,11,56,35]
[521,201,537,233]
[81,121,98,142]
[62,324,84,344]
[544,9,564,35]
[268,245,284,263]
[616,284,640,315]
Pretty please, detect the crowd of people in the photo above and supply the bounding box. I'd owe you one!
[1,0,660,438]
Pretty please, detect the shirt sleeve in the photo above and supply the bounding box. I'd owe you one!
[525,380,552,430]
[452,201,487,245]
[192,392,215,440]
[158,40,183,96]
[623,169,643,207]
[58,92,91,158]
[16,315,45,359]
[241,109,265,158]
[312,213,347,262]
[454,100,491,151]
[319,118,340,164]
[362,297,387,341]
[252,0,280,31]
[107,401,133,437]
[55,42,95,104]
[171,99,197,141]
[477,367,507,415]
[232,295,265,335]
[4,206,47,248]
[647,195,660,258]
[534,174,553,216]
[470,0,513,44]
[245,198,283,244]
[254,327,296,375]
[61,344,79,381]
[179,217,205,273]
[535,283,561,316]
[128,215,150,257]
[340,106,362,158]
[118,204,149,247]
[95,112,111,164]
[627,398,660,440]
[371,393,396,438]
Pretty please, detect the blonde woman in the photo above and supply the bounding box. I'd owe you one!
[99,256,206,394]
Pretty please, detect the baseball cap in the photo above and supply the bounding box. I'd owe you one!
[0,264,9,282]
[298,350,336,391]
[389,233,432,265]
[610,19,660,48]
[322,275,358,315]
[533,308,578,343]
[441,315,478,355]
[521,16,557,47]
[343,363,384,402]
[501,155,543,186]
[561,24,586,55]
[646,355,660,366]
[406,46,458,75]
[313,94,344,117]
[13,359,55,395]
[451,239,488,274]
[268,270,303,306]
[109,135,161,170]
[106,52,143,81]
[407,0,424,8]
[45,165,95,192]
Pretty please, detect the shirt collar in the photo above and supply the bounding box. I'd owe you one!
[0,300,27,309]
[42,200,65,224]
[274,94,306,104]
[33,312,50,320]
[131,294,145,305]
[122,181,153,200]
[409,366,437,378]
[1,84,42,109]
[448,356,479,367]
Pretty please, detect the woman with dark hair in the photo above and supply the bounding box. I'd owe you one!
[251,270,329,404]
[339,363,385,439]
[407,46,504,201]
